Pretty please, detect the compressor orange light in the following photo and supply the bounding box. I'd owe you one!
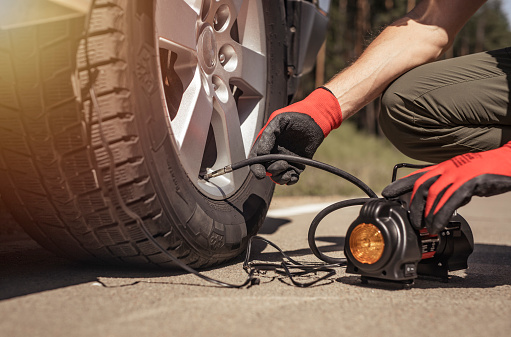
[349,223,385,264]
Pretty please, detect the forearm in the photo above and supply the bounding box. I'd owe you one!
[325,0,486,120]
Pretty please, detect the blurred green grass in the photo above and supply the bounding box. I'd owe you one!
[273,121,426,197]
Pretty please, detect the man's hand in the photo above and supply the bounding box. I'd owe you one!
[250,87,342,185]
[382,143,511,234]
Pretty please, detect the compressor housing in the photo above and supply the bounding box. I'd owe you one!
[344,199,474,284]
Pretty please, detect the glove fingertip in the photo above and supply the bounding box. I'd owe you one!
[381,184,399,198]
[251,164,268,179]
[409,212,423,231]
[425,216,443,235]
[424,203,452,234]
[287,175,299,186]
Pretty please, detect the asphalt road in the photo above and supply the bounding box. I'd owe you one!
[1,194,510,337]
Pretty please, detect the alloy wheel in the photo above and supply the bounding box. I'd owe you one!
[155,0,267,199]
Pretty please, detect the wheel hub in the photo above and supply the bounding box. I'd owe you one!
[198,25,217,74]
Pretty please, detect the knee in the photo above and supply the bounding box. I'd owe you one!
[379,80,415,149]
[379,77,433,161]
[379,71,421,130]
[380,83,406,132]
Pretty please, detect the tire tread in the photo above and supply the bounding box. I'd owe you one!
[0,0,278,269]
[0,1,203,268]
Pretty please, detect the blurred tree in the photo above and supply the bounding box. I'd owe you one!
[453,0,511,55]
[301,0,511,135]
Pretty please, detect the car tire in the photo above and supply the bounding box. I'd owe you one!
[0,0,286,267]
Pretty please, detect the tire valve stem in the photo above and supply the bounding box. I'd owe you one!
[202,165,233,180]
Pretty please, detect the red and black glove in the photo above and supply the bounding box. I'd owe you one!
[382,142,511,234]
[250,87,342,185]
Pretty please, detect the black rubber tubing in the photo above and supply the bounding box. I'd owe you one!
[307,198,376,264]
[216,155,381,264]
[228,154,378,199]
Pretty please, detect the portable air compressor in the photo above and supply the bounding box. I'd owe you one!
[344,195,474,285]
[204,155,476,288]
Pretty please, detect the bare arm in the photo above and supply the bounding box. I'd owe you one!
[324,0,487,120]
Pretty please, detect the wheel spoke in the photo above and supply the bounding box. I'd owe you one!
[171,68,214,178]
[223,0,244,23]
[230,43,266,97]
[213,91,246,166]
[156,0,200,53]
[238,98,264,156]
[232,0,265,52]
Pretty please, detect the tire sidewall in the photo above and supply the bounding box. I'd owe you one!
[125,0,287,261]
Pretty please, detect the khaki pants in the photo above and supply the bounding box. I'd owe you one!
[380,47,511,163]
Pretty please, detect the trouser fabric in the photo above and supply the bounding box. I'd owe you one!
[380,47,511,163]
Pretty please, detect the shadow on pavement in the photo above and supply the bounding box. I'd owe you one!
[2,230,510,300]
[254,236,344,262]
[258,217,291,234]
[337,243,511,289]
[0,233,252,301]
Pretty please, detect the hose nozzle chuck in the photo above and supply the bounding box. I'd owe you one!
[202,165,233,180]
